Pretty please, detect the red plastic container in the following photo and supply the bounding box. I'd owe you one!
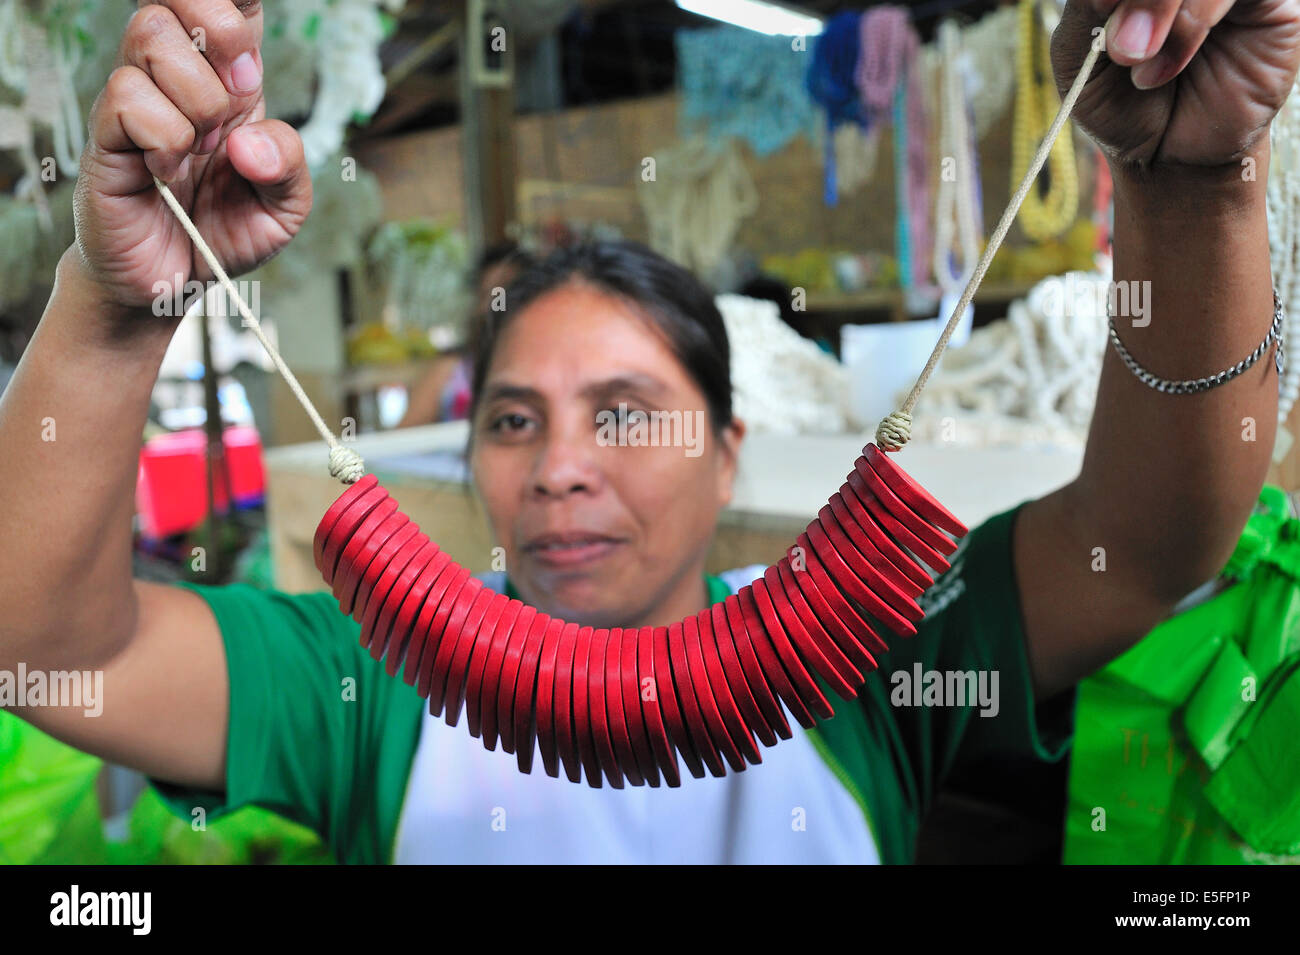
[136,425,265,539]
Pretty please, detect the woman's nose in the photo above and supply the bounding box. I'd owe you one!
[529,422,604,499]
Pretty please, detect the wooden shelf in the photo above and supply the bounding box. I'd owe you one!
[338,358,442,393]
[804,281,1037,314]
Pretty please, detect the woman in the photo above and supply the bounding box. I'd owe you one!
[1,0,1296,864]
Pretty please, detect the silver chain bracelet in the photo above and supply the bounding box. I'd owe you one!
[1107,288,1285,395]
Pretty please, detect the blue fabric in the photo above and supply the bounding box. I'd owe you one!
[806,11,866,206]
[894,80,911,290]
[805,11,866,131]
[676,24,820,158]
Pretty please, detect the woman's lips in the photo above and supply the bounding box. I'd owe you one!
[525,536,623,569]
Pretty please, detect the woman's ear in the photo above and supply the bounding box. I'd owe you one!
[715,416,746,509]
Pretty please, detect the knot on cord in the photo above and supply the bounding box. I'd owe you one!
[329,445,366,484]
[875,411,912,452]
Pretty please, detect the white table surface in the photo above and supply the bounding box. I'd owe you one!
[266,420,1085,532]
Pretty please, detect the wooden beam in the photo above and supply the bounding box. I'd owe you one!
[458,2,517,252]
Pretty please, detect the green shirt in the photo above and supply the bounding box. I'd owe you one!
[156,500,1073,863]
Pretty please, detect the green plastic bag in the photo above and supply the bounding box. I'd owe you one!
[1065,484,1300,863]
[0,711,333,865]
[0,711,110,864]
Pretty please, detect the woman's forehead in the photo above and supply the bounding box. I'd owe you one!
[486,284,691,393]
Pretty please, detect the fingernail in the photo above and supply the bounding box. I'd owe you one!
[195,127,221,155]
[173,155,192,182]
[231,51,261,93]
[1113,9,1154,59]
[246,129,277,168]
[1131,52,1170,89]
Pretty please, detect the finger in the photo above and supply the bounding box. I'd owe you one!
[1130,0,1236,88]
[119,5,230,155]
[89,66,197,185]
[1105,0,1183,66]
[137,0,262,99]
[225,119,312,212]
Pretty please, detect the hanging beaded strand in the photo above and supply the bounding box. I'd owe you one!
[1010,0,1079,242]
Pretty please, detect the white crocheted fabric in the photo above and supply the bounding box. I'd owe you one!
[908,271,1111,449]
[715,293,852,435]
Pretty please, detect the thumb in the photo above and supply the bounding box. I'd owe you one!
[1051,2,1114,101]
[225,119,312,215]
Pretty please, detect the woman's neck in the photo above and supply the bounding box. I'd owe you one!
[636,564,712,632]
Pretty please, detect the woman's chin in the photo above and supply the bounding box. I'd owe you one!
[521,557,629,624]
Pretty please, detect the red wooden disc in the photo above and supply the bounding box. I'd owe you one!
[799,543,889,662]
[724,593,789,742]
[412,564,472,694]
[320,484,389,584]
[442,588,499,726]
[361,534,433,654]
[764,562,855,700]
[750,576,832,721]
[683,614,744,772]
[654,624,703,779]
[332,497,399,618]
[667,620,725,776]
[599,628,639,785]
[613,627,655,785]
[700,604,762,764]
[847,470,951,574]
[587,628,625,787]
[864,442,968,537]
[401,558,465,683]
[826,495,924,599]
[833,484,933,590]
[548,621,583,782]
[511,610,551,775]
[854,456,957,557]
[463,594,518,736]
[737,585,814,729]
[427,577,486,715]
[351,520,419,624]
[532,615,566,777]
[817,507,922,621]
[804,523,917,638]
[497,609,549,756]
[571,625,603,786]
[379,547,448,671]
[480,601,531,751]
[629,625,667,786]
[354,522,421,633]
[775,557,861,699]
[786,543,880,674]
[337,505,405,617]
[314,473,378,573]
[711,601,774,748]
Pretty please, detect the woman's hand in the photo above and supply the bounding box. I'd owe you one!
[72,0,311,312]
[1052,0,1300,168]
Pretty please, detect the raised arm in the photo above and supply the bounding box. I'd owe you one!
[0,0,311,787]
[1013,0,1300,699]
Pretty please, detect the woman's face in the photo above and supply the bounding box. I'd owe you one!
[469,279,744,630]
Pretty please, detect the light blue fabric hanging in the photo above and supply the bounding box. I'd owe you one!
[676,24,820,159]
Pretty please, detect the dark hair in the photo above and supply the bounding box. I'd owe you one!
[476,240,536,284]
[467,239,733,438]
[738,274,796,326]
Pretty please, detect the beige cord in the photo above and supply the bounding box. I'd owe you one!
[877,39,1106,451]
[152,176,365,483]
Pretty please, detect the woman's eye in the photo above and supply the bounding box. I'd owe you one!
[489,412,534,434]
[599,406,647,424]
